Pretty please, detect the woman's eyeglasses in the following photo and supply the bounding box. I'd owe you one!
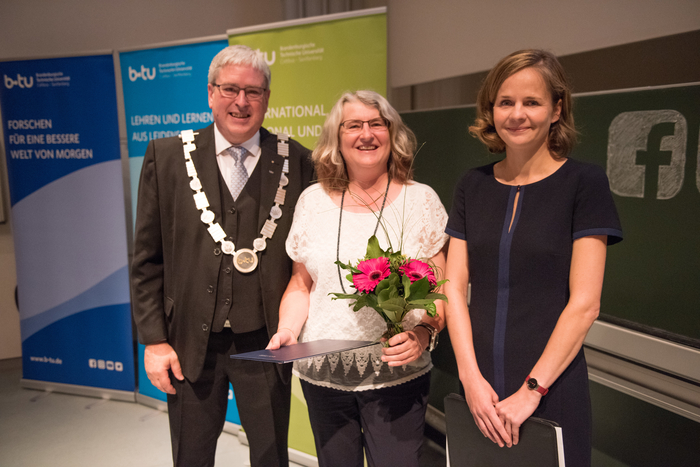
[339,118,389,133]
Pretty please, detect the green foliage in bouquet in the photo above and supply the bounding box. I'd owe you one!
[330,235,447,342]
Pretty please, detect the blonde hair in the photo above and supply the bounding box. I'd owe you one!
[470,49,576,158]
[313,90,417,193]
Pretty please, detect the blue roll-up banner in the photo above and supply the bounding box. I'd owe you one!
[0,55,134,394]
[118,39,244,424]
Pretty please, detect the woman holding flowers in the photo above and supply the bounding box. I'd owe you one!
[267,90,449,467]
[443,50,622,467]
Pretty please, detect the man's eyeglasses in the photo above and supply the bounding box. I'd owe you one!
[213,84,267,101]
[339,118,389,133]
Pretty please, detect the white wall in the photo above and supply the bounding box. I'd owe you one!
[387,0,700,87]
[0,0,285,59]
[0,215,20,360]
[0,100,20,359]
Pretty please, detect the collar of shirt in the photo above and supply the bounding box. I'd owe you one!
[213,124,262,179]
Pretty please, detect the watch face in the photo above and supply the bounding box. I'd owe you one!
[527,378,537,390]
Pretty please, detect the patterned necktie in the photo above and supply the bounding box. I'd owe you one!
[226,146,248,200]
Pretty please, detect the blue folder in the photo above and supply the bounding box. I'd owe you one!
[231,339,375,364]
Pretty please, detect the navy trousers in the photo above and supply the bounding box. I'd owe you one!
[301,372,431,467]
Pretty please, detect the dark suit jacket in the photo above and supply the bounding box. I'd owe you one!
[131,124,314,382]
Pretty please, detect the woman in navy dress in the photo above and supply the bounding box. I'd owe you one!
[443,49,622,466]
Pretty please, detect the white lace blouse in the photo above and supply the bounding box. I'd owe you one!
[286,182,449,391]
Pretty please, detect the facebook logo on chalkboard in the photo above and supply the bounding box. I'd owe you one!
[607,110,687,200]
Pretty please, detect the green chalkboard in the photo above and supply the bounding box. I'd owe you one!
[401,83,700,345]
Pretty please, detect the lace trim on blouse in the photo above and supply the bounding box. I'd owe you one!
[286,182,449,391]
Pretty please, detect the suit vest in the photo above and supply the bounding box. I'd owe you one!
[211,162,266,333]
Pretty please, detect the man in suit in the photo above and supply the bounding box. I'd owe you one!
[131,45,314,467]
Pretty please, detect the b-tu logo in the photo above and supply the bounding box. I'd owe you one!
[4,73,34,89]
[256,49,276,66]
[128,65,156,82]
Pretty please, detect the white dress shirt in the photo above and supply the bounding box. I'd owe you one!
[213,124,262,195]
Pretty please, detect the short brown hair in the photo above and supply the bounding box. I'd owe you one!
[313,90,417,193]
[470,49,576,158]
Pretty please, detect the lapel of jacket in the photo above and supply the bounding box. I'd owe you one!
[257,127,283,231]
[190,124,223,223]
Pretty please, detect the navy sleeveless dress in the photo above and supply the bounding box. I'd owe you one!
[446,158,622,467]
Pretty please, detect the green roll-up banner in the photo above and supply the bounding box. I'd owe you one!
[228,8,387,148]
[227,8,387,461]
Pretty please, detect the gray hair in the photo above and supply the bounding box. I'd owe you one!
[208,45,271,88]
[313,90,417,193]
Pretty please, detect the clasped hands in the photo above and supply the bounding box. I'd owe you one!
[465,376,542,448]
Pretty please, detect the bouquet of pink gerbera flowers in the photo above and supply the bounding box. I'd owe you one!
[330,235,447,343]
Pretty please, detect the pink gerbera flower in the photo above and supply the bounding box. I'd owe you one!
[400,259,437,285]
[352,257,391,293]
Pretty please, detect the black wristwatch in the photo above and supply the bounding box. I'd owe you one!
[526,375,549,396]
[415,323,439,352]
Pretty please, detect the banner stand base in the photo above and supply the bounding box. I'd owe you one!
[21,378,136,402]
